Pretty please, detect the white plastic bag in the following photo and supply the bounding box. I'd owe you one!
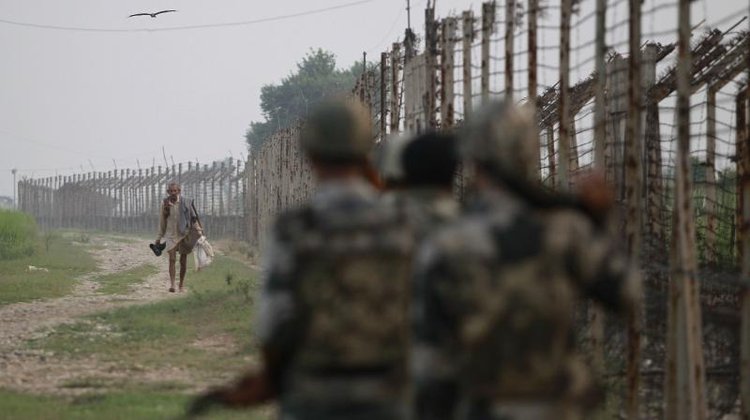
[193,236,215,271]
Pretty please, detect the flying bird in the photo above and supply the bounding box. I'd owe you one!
[128,10,177,18]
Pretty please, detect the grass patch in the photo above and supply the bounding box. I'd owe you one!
[0,389,272,420]
[94,264,158,295]
[61,376,120,390]
[11,248,270,419]
[215,239,258,265]
[29,255,260,376]
[22,254,264,418]
[0,234,96,306]
[0,210,37,260]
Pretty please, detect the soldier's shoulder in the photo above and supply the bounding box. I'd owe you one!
[542,207,596,236]
[424,214,495,257]
[273,205,316,241]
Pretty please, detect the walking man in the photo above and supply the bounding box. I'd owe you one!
[155,181,199,293]
[412,102,641,420]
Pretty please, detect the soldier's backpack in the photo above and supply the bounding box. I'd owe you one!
[278,202,414,377]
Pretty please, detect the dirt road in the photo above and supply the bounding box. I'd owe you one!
[0,234,186,394]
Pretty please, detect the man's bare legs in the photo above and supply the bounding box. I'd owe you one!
[179,253,188,291]
[168,250,177,292]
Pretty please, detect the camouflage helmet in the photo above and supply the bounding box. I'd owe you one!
[300,100,373,162]
[461,100,537,180]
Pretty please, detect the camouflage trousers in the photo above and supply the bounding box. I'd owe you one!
[280,401,407,420]
[464,400,581,420]
[280,373,408,420]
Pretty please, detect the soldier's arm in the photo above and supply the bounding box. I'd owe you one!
[412,240,461,420]
[255,228,303,389]
[187,232,294,416]
[563,214,642,314]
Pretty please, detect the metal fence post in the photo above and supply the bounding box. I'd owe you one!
[481,2,494,104]
[665,0,708,418]
[505,0,515,101]
[558,0,571,190]
[528,0,540,179]
[625,2,643,418]
[211,162,217,216]
[441,17,457,128]
[594,0,607,170]
[546,125,556,188]
[588,0,608,405]
[425,5,438,128]
[705,88,718,265]
[390,43,402,133]
[462,11,474,117]
[740,85,750,420]
[743,12,750,413]
[645,61,664,242]
[380,51,388,140]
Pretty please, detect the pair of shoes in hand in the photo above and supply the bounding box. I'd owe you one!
[149,242,167,256]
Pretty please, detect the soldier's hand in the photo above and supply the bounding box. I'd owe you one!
[185,369,275,417]
[574,170,614,216]
[186,389,224,417]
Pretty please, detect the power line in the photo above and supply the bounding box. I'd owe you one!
[0,0,374,33]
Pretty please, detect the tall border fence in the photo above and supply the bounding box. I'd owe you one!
[17,0,750,418]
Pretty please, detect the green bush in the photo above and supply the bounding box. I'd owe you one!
[0,210,38,260]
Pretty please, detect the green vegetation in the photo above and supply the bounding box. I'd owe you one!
[693,167,738,268]
[644,158,738,268]
[19,254,264,418]
[94,264,158,295]
[0,389,272,420]
[0,210,38,260]
[246,49,369,151]
[29,255,260,378]
[0,233,96,306]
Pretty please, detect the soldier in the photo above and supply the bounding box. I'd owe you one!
[401,131,460,238]
[253,100,414,420]
[411,101,641,420]
[378,130,461,240]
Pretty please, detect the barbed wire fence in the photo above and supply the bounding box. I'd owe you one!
[245,1,748,418]
[17,158,247,240]
[16,0,750,418]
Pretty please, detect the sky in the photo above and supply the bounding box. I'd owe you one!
[0,0,747,199]
[0,0,480,198]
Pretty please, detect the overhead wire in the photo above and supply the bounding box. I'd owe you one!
[0,0,374,33]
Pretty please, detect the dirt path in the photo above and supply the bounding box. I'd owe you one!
[0,234,187,394]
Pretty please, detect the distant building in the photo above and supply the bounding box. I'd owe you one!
[0,196,14,209]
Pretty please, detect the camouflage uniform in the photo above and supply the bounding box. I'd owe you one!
[399,188,459,241]
[256,101,415,420]
[411,102,641,420]
[378,131,460,241]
